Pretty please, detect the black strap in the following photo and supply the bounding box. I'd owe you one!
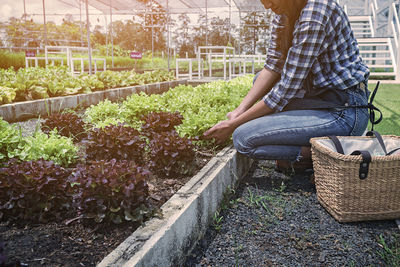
[365,130,400,156]
[328,136,371,179]
[369,82,382,131]
[328,130,399,179]
[387,147,400,156]
[366,130,387,155]
[345,82,382,131]
[328,135,344,154]
[350,150,372,179]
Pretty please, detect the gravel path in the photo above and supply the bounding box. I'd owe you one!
[185,160,400,267]
[12,118,42,137]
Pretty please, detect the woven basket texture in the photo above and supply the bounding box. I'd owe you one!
[310,136,400,222]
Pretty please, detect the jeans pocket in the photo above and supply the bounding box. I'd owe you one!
[349,90,369,136]
[351,107,369,135]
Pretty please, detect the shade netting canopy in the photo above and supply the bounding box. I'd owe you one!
[60,0,266,13]
[59,0,148,14]
[232,0,266,12]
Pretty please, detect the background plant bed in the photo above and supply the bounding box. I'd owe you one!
[0,79,187,123]
[0,149,214,266]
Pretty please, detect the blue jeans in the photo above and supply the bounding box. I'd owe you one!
[232,88,369,161]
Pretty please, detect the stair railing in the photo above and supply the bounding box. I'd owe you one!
[337,0,346,13]
[389,1,400,80]
[368,0,378,36]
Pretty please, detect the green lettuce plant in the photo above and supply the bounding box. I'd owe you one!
[84,99,123,128]
[17,129,78,167]
[0,118,23,164]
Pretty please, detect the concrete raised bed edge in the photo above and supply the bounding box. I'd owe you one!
[98,146,253,267]
[0,79,187,122]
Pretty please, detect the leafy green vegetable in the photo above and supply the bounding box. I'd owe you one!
[17,129,78,167]
[0,66,175,105]
[0,118,23,164]
[1,118,78,167]
[0,87,16,104]
[121,92,167,128]
[84,99,124,128]
[87,75,252,143]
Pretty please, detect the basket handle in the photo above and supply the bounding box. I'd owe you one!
[365,131,400,156]
[387,147,400,156]
[328,136,371,179]
[329,131,388,155]
[349,150,371,180]
[328,135,345,154]
[365,131,387,155]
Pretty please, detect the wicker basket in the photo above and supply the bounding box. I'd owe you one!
[310,135,400,222]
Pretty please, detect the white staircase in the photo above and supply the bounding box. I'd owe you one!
[358,38,397,78]
[349,16,375,38]
[340,0,400,81]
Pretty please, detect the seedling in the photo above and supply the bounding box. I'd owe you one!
[377,234,400,266]
[212,211,223,231]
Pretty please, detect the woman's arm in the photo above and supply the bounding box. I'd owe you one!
[227,68,280,120]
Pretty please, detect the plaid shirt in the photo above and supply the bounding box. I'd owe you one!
[263,0,370,111]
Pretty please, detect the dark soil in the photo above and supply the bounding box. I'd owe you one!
[185,160,400,267]
[0,152,213,267]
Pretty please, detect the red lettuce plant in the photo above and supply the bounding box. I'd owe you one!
[140,111,183,136]
[42,112,88,142]
[85,124,146,163]
[0,159,73,222]
[148,131,196,177]
[68,159,152,224]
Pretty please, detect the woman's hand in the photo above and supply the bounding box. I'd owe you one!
[204,101,274,145]
[203,120,235,145]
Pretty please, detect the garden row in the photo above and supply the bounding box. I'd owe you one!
[0,47,168,70]
[0,75,253,227]
[0,66,174,105]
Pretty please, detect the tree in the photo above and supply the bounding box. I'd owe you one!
[0,16,88,49]
[136,1,167,53]
[110,20,147,52]
[92,25,106,46]
[208,17,236,47]
[174,14,195,57]
[191,14,208,51]
[240,11,271,54]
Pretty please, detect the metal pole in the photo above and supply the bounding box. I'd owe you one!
[79,0,83,46]
[229,0,231,45]
[238,10,241,55]
[151,0,154,66]
[167,0,170,71]
[42,0,47,47]
[105,15,108,57]
[23,0,27,22]
[253,12,256,54]
[85,0,93,75]
[110,0,114,68]
[205,0,208,46]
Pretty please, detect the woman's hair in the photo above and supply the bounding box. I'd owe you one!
[276,0,307,60]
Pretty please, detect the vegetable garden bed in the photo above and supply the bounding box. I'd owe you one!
[0,76,254,266]
[0,66,179,122]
